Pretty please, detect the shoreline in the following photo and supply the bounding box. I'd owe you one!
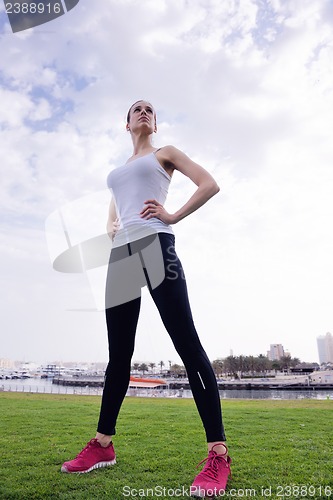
[50,376,333,391]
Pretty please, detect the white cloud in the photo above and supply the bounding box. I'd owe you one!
[1,0,333,364]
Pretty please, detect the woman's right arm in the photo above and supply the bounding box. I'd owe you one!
[106,198,119,240]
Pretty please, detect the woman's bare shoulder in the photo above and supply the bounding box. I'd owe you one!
[155,145,185,168]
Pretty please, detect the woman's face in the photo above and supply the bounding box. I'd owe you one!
[127,100,157,134]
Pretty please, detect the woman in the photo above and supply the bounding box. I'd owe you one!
[61,100,231,496]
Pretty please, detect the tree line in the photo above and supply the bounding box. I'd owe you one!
[131,355,317,378]
[211,354,304,378]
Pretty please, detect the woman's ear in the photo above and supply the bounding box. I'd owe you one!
[126,124,130,132]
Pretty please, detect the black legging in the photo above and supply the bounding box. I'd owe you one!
[97,232,226,442]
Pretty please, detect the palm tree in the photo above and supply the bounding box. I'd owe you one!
[238,355,245,378]
[132,362,140,374]
[211,359,224,378]
[170,363,186,377]
[256,354,271,374]
[159,360,165,374]
[271,359,282,372]
[149,362,156,374]
[280,355,292,372]
[223,355,238,378]
[138,363,148,376]
[290,357,301,368]
[247,355,256,376]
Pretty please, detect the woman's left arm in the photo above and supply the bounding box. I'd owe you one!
[140,145,220,225]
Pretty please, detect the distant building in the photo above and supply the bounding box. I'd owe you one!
[267,344,285,361]
[0,358,14,369]
[317,332,333,364]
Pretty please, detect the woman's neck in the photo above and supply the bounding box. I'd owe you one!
[131,134,155,156]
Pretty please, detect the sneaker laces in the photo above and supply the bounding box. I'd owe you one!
[74,439,97,459]
[196,449,231,482]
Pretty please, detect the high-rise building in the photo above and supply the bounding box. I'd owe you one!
[267,344,285,361]
[0,358,14,369]
[317,332,333,364]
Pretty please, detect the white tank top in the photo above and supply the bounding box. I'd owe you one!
[107,150,174,247]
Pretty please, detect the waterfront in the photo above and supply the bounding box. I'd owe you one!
[1,378,332,400]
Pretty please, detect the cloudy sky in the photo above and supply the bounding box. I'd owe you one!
[1,0,332,367]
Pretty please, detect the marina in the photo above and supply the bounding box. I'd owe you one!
[1,372,333,400]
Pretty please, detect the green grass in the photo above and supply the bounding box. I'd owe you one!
[0,393,332,499]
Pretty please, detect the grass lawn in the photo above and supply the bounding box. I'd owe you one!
[0,392,332,499]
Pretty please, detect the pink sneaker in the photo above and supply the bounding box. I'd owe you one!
[61,438,116,473]
[191,443,231,498]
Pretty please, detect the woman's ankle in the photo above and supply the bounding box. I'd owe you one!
[95,432,112,447]
[207,441,228,456]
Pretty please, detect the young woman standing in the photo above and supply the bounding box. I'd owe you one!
[61,100,231,497]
